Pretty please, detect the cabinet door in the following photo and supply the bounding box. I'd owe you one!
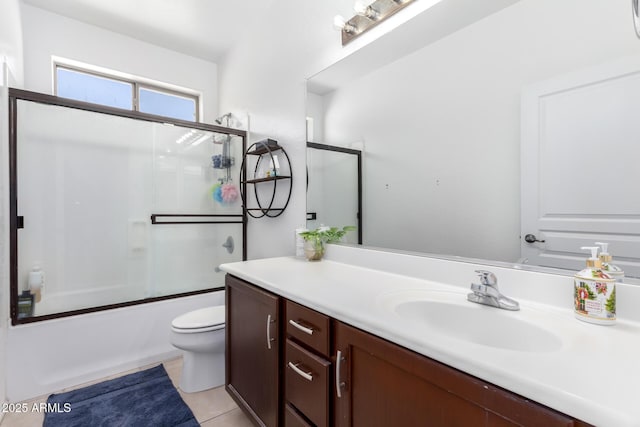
[226,275,280,427]
[334,321,581,427]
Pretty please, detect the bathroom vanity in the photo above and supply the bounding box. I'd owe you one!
[221,245,640,427]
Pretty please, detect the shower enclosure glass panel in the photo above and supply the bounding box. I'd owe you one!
[151,223,241,297]
[17,102,153,316]
[11,92,245,322]
[153,130,243,215]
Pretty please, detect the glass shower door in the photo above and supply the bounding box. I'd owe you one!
[150,126,244,296]
[11,91,246,323]
[16,101,154,316]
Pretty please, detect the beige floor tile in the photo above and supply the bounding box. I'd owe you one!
[179,385,239,423]
[200,407,254,427]
[164,357,240,424]
[162,357,183,388]
[0,398,46,427]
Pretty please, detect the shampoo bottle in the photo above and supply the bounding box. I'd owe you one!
[595,242,625,283]
[295,227,307,257]
[574,246,616,325]
[28,265,45,303]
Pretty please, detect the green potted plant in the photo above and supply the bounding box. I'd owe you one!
[299,226,356,261]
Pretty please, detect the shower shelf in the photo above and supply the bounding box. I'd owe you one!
[245,175,291,185]
[240,139,292,218]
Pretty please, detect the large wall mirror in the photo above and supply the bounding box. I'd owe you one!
[306,0,640,280]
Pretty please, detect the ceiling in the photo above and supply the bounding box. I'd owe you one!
[21,0,276,62]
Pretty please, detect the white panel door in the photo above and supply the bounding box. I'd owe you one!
[521,56,640,277]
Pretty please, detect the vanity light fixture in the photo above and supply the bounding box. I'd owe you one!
[333,15,357,34]
[354,0,380,20]
[336,0,417,45]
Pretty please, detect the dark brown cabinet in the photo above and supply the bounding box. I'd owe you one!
[225,274,592,427]
[226,275,281,427]
[333,321,590,427]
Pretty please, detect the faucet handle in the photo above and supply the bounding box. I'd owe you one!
[475,270,497,286]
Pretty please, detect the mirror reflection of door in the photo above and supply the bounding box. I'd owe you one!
[521,57,640,277]
[306,142,362,244]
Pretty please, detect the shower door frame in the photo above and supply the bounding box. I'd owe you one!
[8,88,247,325]
[306,142,363,244]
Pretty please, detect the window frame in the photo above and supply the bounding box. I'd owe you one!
[53,63,200,122]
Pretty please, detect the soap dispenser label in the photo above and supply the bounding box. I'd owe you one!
[574,276,616,325]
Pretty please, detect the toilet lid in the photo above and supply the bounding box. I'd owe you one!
[172,306,225,330]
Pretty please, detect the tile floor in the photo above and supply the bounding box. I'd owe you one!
[0,357,254,427]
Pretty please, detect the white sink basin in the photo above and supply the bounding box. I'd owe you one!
[380,290,563,353]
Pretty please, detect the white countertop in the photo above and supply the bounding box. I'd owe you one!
[220,249,640,427]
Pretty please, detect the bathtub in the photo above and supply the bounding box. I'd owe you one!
[6,290,224,402]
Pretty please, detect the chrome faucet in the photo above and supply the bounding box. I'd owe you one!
[467,270,520,311]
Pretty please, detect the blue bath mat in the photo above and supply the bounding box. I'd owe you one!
[43,364,199,427]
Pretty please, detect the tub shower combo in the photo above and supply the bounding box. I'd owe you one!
[8,89,246,325]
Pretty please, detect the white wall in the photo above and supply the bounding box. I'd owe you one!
[0,0,24,409]
[318,0,640,262]
[218,0,439,259]
[20,4,219,124]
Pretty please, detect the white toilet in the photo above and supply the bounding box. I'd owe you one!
[170,305,226,393]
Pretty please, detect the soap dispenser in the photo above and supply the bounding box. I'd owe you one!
[595,242,625,283]
[574,246,616,326]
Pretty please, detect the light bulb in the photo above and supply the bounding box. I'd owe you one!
[353,1,379,20]
[353,1,368,15]
[333,15,357,34]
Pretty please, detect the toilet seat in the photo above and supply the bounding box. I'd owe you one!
[171,306,225,334]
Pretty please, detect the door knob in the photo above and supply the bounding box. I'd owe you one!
[524,234,545,243]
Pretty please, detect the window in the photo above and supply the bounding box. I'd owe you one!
[57,67,133,109]
[139,86,197,121]
[55,64,199,121]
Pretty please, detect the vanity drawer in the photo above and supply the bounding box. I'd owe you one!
[285,339,331,427]
[286,300,330,357]
[285,403,313,427]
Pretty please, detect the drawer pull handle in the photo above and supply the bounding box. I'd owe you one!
[336,350,346,398]
[288,362,313,381]
[289,319,314,335]
[266,314,276,350]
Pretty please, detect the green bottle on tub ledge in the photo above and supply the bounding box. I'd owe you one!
[299,226,356,261]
